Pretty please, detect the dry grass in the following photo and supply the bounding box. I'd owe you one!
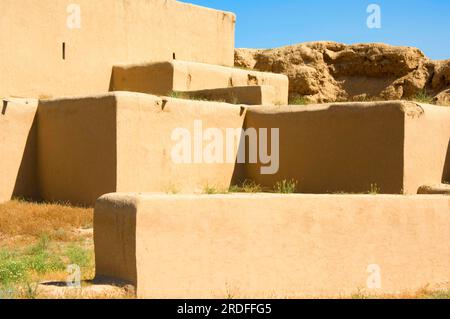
[350,286,450,299]
[0,200,134,299]
[229,180,263,193]
[0,200,92,241]
[0,200,106,299]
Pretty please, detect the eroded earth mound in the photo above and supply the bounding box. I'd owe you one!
[235,42,450,104]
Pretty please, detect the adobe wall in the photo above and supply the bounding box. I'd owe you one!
[94,193,450,298]
[37,92,245,206]
[244,101,407,194]
[115,93,245,195]
[111,60,289,104]
[403,103,450,192]
[0,0,235,99]
[0,98,39,202]
[445,145,450,184]
[37,95,118,205]
[7,96,449,206]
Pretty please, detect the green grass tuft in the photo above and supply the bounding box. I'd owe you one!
[168,91,186,99]
[273,179,298,194]
[412,89,434,104]
[65,245,91,268]
[0,234,67,287]
[169,91,209,102]
[24,235,65,274]
[369,183,381,195]
[290,96,310,105]
[229,180,262,193]
[0,252,28,285]
[203,184,222,195]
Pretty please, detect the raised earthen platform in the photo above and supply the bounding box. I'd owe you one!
[37,92,245,205]
[111,60,289,104]
[3,0,449,301]
[1,95,449,206]
[0,0,236,98]
[244,101,450,194]
[94,193,450,299]
[0,98,38,202]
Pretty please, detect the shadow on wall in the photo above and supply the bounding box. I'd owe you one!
[12,113,40,201]
[109,63,176,96]
[242,104,406,194]
[229,112,252,187]
[108,69,114,92]
[443,139,450,184]
[2,100,7,115]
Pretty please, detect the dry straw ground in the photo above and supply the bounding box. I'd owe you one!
[0,200,130,299]
[0,200,92,240]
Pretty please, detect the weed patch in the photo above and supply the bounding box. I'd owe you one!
[274,179,298,194]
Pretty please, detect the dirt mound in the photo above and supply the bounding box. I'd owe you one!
[235,42,450,104]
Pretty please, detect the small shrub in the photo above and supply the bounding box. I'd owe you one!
[412,90,434,104]
[229,180,262,193]
[65,245,91,268]
[0,235,67,285]
[240,180,262,193]
[168,91,186,99]
[26,251,65,274]
[25,235,65,274]
[165,184,180,195]
[369,183,381,195]
[0,259,27,285]
[290,96,310,106]
[423,289,450,299]
[169,91,209,102]
[228,185,240,193]
[0,251,27,285]
[350,288,373,299]
[203,184,222,195]
[274,179,298,194]
[26,234,49,255]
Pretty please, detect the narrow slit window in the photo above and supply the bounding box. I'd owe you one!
[62,42,66,60]
[173,52,176,60]
[1,100,7,115]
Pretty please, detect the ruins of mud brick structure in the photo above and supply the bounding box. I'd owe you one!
[1,0,449,298]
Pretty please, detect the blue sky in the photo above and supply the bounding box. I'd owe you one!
[186,0,450,60]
